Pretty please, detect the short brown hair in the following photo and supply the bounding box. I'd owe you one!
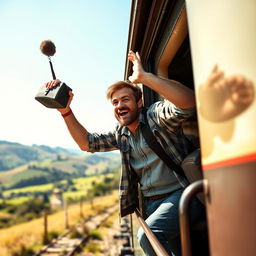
[106,81,142,102]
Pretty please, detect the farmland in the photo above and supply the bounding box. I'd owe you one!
[0,191,119,256]
[0,140,121,255]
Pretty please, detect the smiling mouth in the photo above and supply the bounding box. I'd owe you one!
[118,109,129,118]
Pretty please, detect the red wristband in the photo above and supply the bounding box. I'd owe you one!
[61,109,73,118]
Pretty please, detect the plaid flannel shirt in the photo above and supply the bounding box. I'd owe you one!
[88,99,195,217]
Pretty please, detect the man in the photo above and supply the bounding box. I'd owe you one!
[45,50,203,255]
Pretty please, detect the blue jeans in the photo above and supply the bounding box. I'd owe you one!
[137,188,204,256]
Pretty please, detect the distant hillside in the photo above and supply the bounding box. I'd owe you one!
[0,140,93,171]
[0,140,120,189]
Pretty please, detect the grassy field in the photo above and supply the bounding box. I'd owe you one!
[0,149,120,188]
[0,191,119,256]
[0,165,28,185]
[1,196,31,205]
[3,174,113,198]
[3,183,53,196]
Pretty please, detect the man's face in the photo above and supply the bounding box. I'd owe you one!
[111,87,142,129]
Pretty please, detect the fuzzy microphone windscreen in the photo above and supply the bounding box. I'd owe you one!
[40,40,56,57]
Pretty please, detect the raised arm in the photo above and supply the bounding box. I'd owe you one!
[128,50,195,109]
[45,80,90,151]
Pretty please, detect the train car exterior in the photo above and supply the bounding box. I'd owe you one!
[124,0,256,255]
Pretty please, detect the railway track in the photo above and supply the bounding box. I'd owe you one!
[34,204,119,256]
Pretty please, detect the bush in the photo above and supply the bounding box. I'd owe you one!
[88,229,103,240]
[46,231,60,242]
[86,242,102,253]
[15,199,48,217]
[68,227,83,239]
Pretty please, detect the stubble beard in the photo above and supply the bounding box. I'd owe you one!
[115,107,140,127]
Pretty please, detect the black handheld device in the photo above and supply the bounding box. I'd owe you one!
[35,40,72,108]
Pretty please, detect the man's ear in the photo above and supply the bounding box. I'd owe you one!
[138,98,143,108]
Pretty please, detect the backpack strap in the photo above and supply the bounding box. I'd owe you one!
[140,109,185,177]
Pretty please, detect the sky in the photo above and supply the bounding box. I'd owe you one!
[0,0,132,149]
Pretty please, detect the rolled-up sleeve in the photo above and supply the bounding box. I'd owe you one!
[88,131,118,153]
[150,100,195,132]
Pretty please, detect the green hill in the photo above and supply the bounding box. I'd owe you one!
[0,140,79,171]
[0,140,120,189]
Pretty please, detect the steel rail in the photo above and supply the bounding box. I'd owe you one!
[179,179,205,256]
[135,208,169,256]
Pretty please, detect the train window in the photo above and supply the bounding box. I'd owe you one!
[168,36,194,90]
[157,33,199,146]
[167,35,199,146]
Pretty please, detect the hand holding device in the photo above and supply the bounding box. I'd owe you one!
[35,40,72,108]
